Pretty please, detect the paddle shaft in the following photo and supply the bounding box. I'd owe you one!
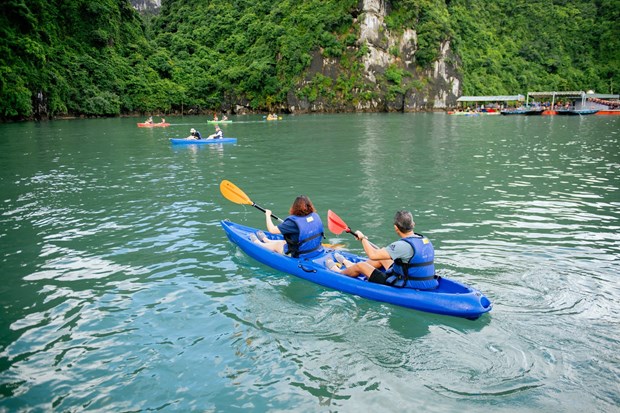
[251,203,283,222]
[347,228,380,250]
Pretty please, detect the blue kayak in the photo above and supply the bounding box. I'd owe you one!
[221,220,492,319]
[170,137,237,144]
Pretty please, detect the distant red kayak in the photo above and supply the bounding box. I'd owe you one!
[137,122,170,128]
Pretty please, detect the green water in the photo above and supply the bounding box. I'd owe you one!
[0,114,618,412]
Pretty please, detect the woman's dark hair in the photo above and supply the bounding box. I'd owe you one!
[290,195,315,216]
[394,210,415,232]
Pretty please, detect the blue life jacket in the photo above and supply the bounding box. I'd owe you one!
[388,235,438,290]
[284,213,324,258]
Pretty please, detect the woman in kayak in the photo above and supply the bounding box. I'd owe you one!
[250,195,325,258]
[326,210,438,290]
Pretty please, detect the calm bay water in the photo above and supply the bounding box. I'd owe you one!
[0,113,618,412]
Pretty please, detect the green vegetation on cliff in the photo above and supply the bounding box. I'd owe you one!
[149,0,357,110]
[0,0,618,120]
[449,0,620,95]
[0,0,161,118]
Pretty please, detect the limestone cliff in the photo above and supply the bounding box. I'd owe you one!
[134,0,461,114]
[131,0,161,14]
[288,0,461,113]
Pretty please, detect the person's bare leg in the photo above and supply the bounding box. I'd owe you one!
[261,239,285,254]
[335,254,390,277]
[340,262,376,278]
[250,235,286,254]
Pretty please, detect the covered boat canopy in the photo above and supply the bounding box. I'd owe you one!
[587,93,619,99]
[528,91,585,98]
[457,95,525,103]
[527,91,586,106]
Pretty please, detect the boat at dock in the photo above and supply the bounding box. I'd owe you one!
[555,109,599,115]
[500,107,543,115]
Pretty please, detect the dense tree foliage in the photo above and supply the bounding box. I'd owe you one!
[449,0,620,95]
[149,0,357,111]
[0,0,165,119]
[0,0,617,120]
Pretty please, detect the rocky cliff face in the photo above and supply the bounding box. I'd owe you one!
[131,0,161,14]
[287,0,461,113]
[135,0,460,114]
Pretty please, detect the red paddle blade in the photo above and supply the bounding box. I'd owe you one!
[327,209,351,235]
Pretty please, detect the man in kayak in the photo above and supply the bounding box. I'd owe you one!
[326,210,438,290]
[249,195,325,259]
[186,128,201,140]
[207,125,223,139]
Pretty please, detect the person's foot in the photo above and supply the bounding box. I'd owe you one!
[249,233,259,243]
[325,258,340,272]
[256,230,268,242]
[334,253,346,264]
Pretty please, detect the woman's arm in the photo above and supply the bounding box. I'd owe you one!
[265,210,281,234]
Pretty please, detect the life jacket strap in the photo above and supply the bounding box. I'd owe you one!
[299,232,322,245]
[386,273,438,287]
[286,232,324,257]
[408,260,434,267]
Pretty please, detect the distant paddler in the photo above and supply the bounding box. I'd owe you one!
[207,125,223,139]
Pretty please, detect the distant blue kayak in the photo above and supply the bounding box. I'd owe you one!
[221,220,492,319]
[170,138,237,144]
